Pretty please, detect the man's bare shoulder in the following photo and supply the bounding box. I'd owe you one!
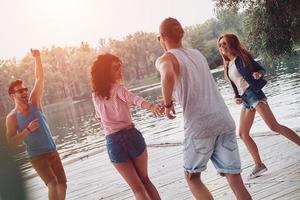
[158,53,174,62]
[156,53,174,68]
[6,110,18,140]
[6,110,17,123]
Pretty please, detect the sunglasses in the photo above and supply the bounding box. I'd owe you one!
[14,87,28,94]
[218,41,227,48]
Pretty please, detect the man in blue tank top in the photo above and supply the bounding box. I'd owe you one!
[6,49,67,200]
[156,18,252,200]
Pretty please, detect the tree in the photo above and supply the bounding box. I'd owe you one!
[214,0,300,58]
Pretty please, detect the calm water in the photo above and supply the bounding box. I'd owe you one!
[1,61,300,175]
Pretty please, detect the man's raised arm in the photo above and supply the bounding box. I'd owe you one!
[29,49,44,110]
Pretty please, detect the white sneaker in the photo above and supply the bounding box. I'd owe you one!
[248,163,268,179]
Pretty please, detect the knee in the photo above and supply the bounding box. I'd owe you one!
[268,123,281,132]
[140,176,151,185]
[47,178,58,188]
[184,172,200,183]
[239,131,250,141]
[132,184,146,194]
[59,182,67,191]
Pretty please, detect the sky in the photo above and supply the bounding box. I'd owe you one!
[0,0,215,59]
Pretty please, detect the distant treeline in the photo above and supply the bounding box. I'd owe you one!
[1,4,299,116]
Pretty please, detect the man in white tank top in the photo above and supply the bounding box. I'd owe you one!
[155,17,252,200]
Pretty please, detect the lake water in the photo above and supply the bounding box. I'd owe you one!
[1,61,300,175]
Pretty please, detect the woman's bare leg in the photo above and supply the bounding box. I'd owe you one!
[113,160,151,200]
[132,149,161,200]
[255,102,300,145]
[239,108,263,167]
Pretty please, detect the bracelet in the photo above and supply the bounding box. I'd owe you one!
[26,127,31,132]
[164,100,173,108]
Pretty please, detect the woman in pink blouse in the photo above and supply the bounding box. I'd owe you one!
[91,53,162,200]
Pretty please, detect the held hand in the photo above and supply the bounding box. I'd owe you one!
[27,118,40,133]
[252,72,262,80]
[234,98,243,105]
[165,105,176,119]
[151,104,164,117]
[31,49,40,58]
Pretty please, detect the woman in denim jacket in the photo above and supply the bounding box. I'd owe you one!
[218,33,300,179]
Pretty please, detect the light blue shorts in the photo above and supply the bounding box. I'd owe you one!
[183,131,241,175]
[241,88,267,109]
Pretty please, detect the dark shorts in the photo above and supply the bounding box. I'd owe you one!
[106,127,146,163]
[29,151,67,185]
[241,88,267,109]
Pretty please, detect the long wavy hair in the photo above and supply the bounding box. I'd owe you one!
[218,33,254,79]
[91,53,121,99]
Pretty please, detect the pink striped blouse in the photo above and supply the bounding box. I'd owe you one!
[92,84,145,134]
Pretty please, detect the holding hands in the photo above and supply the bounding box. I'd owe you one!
[163,100,176,120]
[150,103,165,117]
[147,100,176,119]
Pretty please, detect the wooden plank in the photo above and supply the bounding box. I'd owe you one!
[25,131,300,200]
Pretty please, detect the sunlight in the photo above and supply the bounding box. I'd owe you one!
[40,0,85,21]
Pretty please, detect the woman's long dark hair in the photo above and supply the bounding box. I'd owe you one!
[91,53,121,99]
[218,34,254,79]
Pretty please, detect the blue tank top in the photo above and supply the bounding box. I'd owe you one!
[15,103,56,157]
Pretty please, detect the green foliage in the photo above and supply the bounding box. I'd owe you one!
[214,0,300,58]
[108,32,162,83]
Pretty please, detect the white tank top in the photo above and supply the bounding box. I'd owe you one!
[167,48,236,138]
[228,57,250,95]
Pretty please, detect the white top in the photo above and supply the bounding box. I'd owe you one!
[228,57,249,95]
[159,48,235,138]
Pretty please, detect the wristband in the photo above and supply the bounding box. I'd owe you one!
[164,100,173,108]
[26,127,31,132]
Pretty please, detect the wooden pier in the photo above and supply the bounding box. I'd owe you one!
[25,130,300,200]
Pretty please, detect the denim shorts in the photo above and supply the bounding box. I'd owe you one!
[241,88,267,109]
[183,131,241,175]
[105,127,146,163]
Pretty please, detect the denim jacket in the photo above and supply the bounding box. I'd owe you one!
[226,56,267,98]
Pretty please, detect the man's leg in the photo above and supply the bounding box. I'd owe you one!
[225,174,252,200]
[30,153,62,200]
[185,172,214,200]
[211,132,252,199]
[183,136,216,200]
[51,152,67,200]
[33,165,60,200]
[47,178,59,200]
